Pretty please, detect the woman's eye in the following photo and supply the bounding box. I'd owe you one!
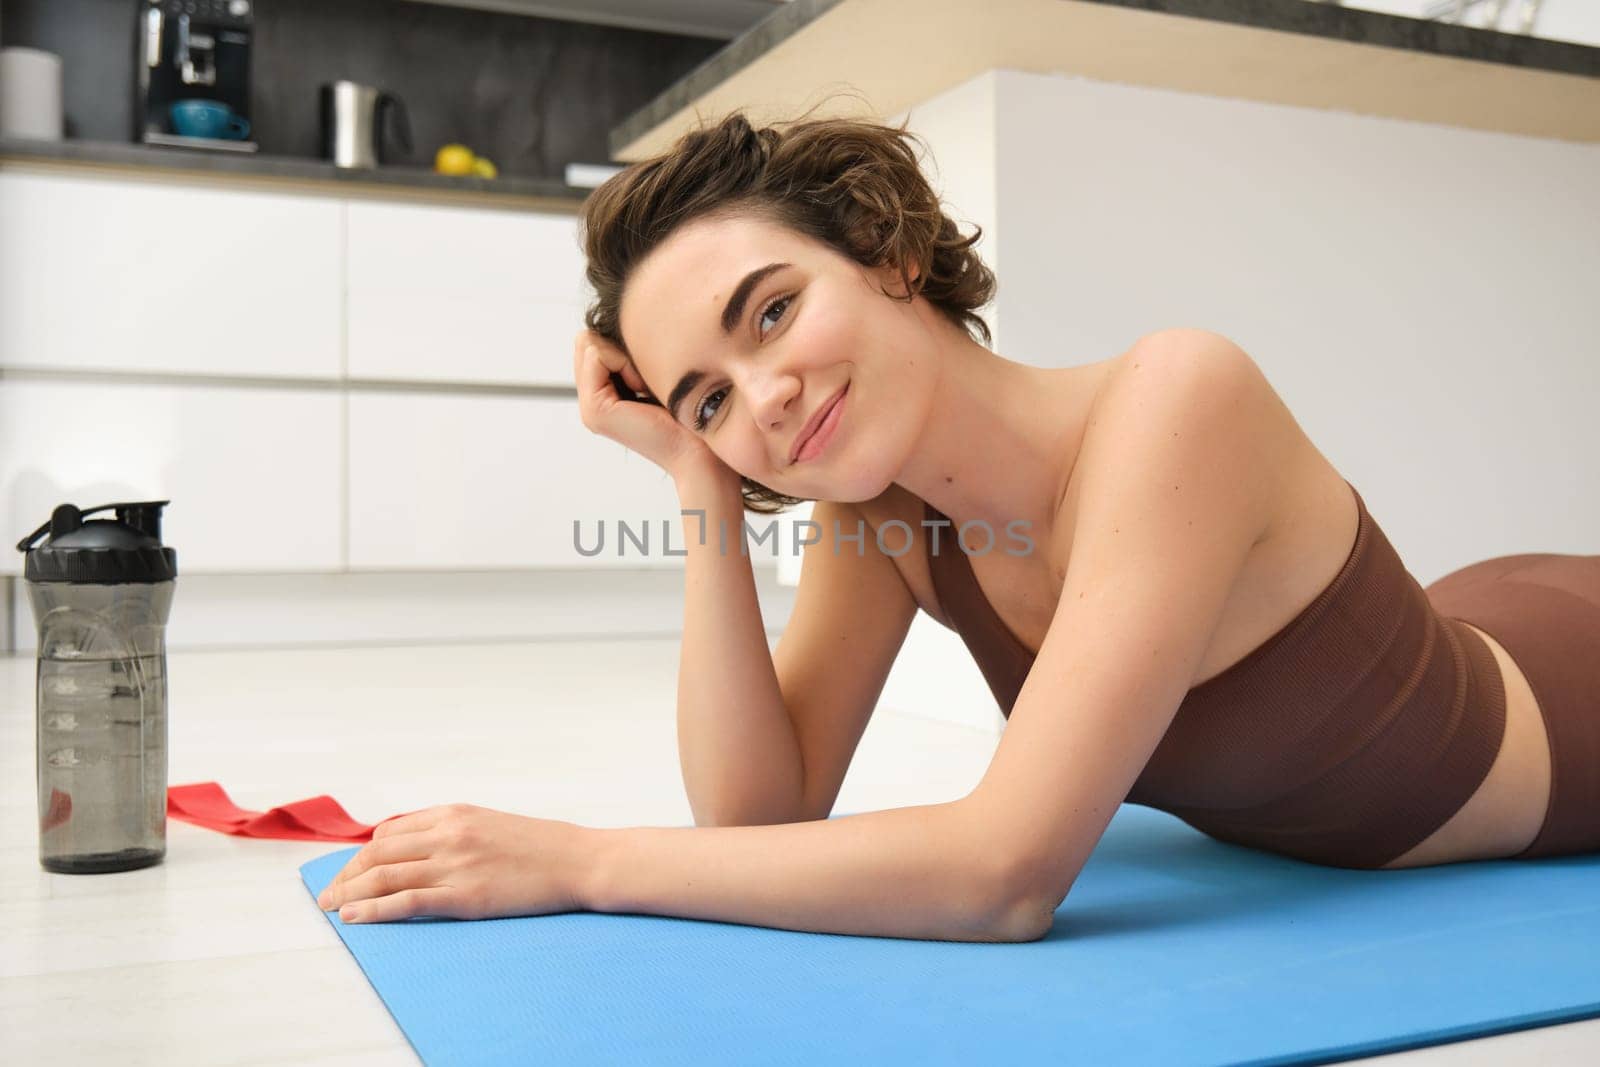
[693,294,793,431]
[758,294,792,337]
[693,387,726,431]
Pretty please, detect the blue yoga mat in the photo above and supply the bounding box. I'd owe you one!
[300,804,1600,1066]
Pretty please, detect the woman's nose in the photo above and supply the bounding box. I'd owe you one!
[744,369,802,431]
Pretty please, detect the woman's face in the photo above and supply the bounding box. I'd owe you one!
[617,212,940,502]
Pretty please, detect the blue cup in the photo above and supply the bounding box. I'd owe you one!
[169,99,250,140]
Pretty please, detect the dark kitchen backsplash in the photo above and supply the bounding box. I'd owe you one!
[0,0,725,178]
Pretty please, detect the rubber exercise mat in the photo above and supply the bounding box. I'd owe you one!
[299,803,1600,1066]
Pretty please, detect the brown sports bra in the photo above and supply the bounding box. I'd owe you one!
[922,479,1507,869]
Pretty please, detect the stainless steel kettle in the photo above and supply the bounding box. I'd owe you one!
[319,81,412,168]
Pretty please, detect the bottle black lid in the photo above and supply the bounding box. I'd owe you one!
[15,501,178,584]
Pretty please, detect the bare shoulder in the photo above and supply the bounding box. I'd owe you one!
[1067,327,1281,478]
[1104,327,1279,415]
[1084,327,1306,511]
[1069,329,1358,688]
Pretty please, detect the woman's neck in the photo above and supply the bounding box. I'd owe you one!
[895,338,1113,553]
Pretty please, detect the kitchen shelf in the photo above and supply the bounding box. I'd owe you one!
[0,135,592,212]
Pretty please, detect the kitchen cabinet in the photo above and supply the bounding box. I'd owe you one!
[345,200,590,387]
[0,165,660,577]
[348,393,684,569]
[0,379,343,575]
[0,170,342,379]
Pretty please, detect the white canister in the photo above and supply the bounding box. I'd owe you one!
[0,47,65,141]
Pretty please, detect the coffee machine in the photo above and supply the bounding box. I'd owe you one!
[134,0,256,152]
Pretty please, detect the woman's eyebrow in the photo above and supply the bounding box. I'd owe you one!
[665,261,791,422]
[667,370,705,423]
[719,262,789,332]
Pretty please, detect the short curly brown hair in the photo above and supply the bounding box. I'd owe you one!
[578,106,996,513]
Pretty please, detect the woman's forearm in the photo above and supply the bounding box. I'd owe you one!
[672,463,805,827]
[579,798,1044,943]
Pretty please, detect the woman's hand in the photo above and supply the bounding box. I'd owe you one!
[315,803,593,923]
[573,329,727,482]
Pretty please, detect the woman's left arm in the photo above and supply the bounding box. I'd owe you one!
[584,799,1036,941]
[315,798,1038,942]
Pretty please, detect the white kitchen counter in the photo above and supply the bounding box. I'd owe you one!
[1,639,1595,1064]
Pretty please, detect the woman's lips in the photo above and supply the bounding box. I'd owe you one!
[793,384,847,463]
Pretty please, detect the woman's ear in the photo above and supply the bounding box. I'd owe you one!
[877,258,921,299]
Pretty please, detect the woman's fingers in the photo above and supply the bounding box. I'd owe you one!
[339,885,460,924]
[575,347,623,432]
[326,858,439,918]
[619,360,649,397]
[319,830,438,907]
[371,806,446,840]
[322,853,438,911]
[573,330,651,398]
[575,329,625,375]
[569,327,718,478]
[572,331,607,396]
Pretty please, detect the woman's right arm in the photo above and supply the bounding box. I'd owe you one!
[572,330,805,826]
[671,458,806,827]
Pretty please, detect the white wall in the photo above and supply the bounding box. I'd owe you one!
[899,69,1001,346]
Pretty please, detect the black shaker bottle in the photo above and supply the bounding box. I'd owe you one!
[15,501,177,873]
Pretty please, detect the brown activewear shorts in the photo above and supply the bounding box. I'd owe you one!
[1426,552,1600,859]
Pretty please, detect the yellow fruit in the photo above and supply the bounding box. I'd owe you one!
[471,157,498,179]
[434,144,476,176]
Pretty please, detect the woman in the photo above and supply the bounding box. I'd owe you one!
[318,112,1596,941]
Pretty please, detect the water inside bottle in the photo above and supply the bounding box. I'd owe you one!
[37,645,168,874]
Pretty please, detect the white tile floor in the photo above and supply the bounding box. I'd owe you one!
[2,639,1595,1065]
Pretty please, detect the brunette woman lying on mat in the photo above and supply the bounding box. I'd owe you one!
[317,110,1597,942]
